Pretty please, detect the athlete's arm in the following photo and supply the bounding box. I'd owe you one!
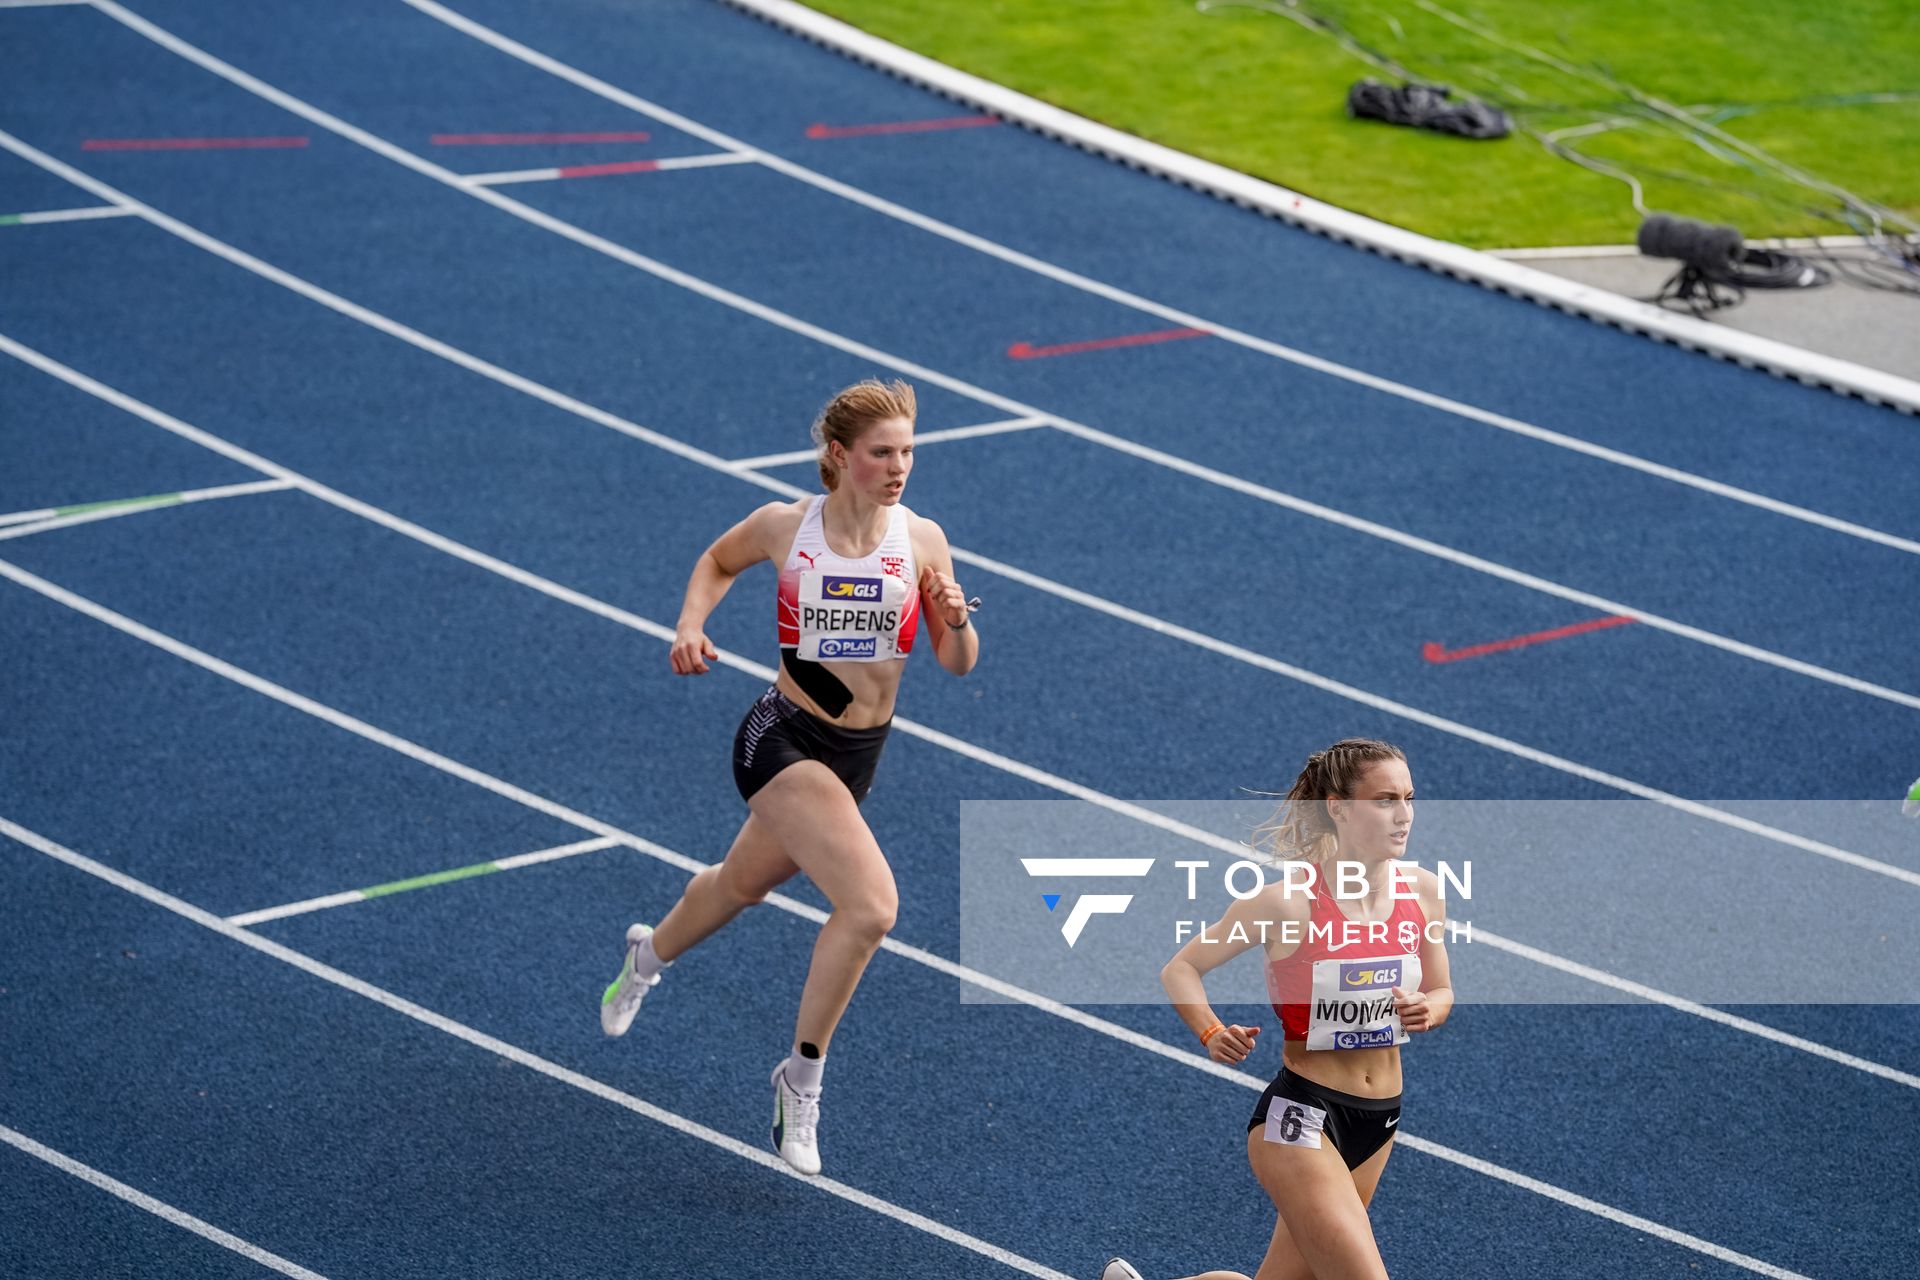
[1160,887,1300,1065]
[910,516,978,677]
[671,502,788,676]
[1394,865,1454,1034]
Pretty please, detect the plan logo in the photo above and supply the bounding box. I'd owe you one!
[1333,1028,1397,1050]
[818,637,878,658]
[1020,857,1155,947]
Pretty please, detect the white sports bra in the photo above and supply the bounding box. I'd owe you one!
[776,497,919,662]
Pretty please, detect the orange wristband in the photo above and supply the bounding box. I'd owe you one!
[1198,1021,1225,1046]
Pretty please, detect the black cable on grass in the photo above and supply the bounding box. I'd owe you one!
[1197,0,1920,300]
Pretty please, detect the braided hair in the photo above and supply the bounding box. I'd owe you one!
[1253,738,1407,866]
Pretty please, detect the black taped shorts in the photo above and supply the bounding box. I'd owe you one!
[1248,1068,1402,1170]
[732,686,891,805]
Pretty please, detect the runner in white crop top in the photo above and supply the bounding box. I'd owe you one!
[776,493,921,680]
[598,379,979,1179]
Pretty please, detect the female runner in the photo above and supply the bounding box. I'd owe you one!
[598,379,979,1176]
[1107,738,1453,1279]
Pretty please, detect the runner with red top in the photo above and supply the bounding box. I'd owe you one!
[598,379,980,1176]
[1104,738,1454,1280]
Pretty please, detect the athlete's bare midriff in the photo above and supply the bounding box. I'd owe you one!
[1279,1039,1404,1099]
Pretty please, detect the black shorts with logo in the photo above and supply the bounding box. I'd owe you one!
[731,686,891,804]
[1248,1067,1402,1170]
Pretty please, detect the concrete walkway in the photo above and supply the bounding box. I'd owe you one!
[1495,241,1920,384]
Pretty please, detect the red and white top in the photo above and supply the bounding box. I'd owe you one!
[776,497,920,662]
[1266,867,1427,1050]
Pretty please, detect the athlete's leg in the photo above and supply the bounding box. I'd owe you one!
[747,760,897,1051]
[1244,1126,1389,1280]
[1161,1126,1395,1280]
[1349,1136,1395,1208]
[649,814,799,963]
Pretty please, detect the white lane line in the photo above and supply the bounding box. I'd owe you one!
[1476,932,1920,1090]
[7,332,1919,895]
[0,1123,331,1279]
[731,415,1047,469]
[70,9,1920,715]
[1034,417,1920,712]
[494,833,621,870]
[1389,1132,1809,1280]
[12,348,1918,1107]
[226,889,362,928]
[462,150,756,186]
[459,164,560,186]
[224,835,621,926]
[5,204,136,225]
[0,0,91,8]
[0,813,1819,1279]
[0,334,1231,861]
[2,534,1915,1106]
[647,150,761,171]
[0,506,58,527]
[405,0,1920,559]
[0,820,1072,1280]
[1019,858,1156,877]
[0,478,293,542]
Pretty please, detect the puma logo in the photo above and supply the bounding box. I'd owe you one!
[796,550,819,569]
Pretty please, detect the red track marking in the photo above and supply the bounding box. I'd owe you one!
[82,137,308,151]
[1422,615,1638,664]
[805,115,1000,140]
[1007,327,1211,360]
[555,159,662,179]
[431,131,652,146]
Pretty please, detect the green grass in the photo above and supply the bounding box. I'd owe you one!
[807,0,1920,247]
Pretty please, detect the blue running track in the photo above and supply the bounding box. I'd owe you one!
[3,2,1917,1277]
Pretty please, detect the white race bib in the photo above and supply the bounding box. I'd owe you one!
[1304,953,1422,1051]
[795,570,910,662]
[1262,1098,1327,1150]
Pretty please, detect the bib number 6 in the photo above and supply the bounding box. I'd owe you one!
[1262,1099,1327,1150]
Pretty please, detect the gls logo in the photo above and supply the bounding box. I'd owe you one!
[1019,857,1155,947]
[823,576,882,600]
[1340,961,1401,990]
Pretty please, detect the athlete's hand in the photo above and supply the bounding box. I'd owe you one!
[671,627,717,675]
[1208,1024,1260,1065]
[919,565,969,629]
[1393,987,1432,1033]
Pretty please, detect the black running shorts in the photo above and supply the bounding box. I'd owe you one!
[731,686,891,805]
[1248,1067,1402,1170]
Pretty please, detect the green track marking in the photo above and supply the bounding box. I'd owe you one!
[0,215,21,227]
[54,492,181,518]
[360,859,503,898]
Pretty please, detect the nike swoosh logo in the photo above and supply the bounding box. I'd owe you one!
[1385,1117,1398,1127]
